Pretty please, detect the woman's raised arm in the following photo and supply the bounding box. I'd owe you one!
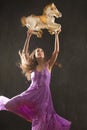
[22,30,33,55]
[48,29,61,70]
[18,30,33,60]
[18,30,33,67]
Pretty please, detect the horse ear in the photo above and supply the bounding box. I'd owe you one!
[52,3,55,6]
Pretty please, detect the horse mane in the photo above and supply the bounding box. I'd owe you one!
[43,3,52,15]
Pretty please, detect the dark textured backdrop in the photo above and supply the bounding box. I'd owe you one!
[0,0,87,130]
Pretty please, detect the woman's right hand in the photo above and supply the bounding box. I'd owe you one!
[27,29,34,37]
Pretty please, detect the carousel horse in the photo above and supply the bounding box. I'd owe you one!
[21,3,62,37]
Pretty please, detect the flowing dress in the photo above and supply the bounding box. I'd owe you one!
[0,66,71,130]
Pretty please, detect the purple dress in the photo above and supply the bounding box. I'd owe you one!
[0,66,71,130]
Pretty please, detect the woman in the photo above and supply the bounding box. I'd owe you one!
[0,29,71,130]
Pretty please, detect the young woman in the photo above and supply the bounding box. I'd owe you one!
[0,29,71,130]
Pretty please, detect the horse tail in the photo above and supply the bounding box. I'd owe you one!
[21,16,26,27]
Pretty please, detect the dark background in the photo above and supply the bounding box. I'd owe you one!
[0,0,87,130]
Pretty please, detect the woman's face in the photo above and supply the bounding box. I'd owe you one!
[35,48,45,59]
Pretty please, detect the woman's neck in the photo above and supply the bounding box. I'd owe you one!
[37,58,45,65]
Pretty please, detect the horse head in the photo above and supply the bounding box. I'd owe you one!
[43,3,62,18]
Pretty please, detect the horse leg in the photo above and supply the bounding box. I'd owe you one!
[32,30,43,38]
[48,23,61,35]
[37,30,43,37]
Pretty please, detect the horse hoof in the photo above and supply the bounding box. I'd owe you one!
[37,31,43,38]
[37,33,42,38]
[48,30,54,35]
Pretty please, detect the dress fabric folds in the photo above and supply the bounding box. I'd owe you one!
[0,66,71,130]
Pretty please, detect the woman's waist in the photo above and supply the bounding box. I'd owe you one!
[31,80,50,86]
[29,81,49,90]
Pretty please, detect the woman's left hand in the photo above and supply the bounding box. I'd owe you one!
[58,27,61,34]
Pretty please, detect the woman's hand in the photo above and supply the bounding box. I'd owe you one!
[55,27,61,35]
[58,27,61,34]
[27,29,34,37]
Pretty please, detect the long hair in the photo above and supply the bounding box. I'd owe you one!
[18,49,39,81]
[18,48,62,81]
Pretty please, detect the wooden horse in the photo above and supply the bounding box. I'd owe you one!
[21,3,62,37]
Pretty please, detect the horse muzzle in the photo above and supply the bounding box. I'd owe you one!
[56,11,62,18]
